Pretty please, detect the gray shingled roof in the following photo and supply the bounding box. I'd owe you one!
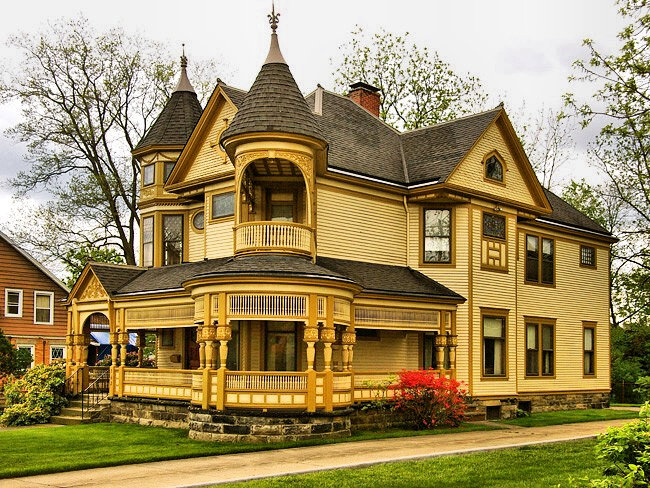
[220,62,325,145]
[134,90,203,151]
[317,257,464,300]
[89,263,144,296]
[401,108,501,184]
[541,189,611,235]
[220,83,247,108]
[307,91,405,183]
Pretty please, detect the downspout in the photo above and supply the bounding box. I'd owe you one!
[403,196,409,265]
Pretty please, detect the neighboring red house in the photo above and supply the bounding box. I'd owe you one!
[0,230,68,367]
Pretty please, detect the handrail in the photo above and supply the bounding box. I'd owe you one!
[81,368,110,419]
[234,221,313,255]
[63,369,80,397]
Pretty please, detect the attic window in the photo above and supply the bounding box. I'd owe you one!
[485,155,504,182]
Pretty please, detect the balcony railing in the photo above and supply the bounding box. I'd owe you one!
[234,221,313,256]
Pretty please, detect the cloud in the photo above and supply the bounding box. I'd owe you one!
[498,46,554,75]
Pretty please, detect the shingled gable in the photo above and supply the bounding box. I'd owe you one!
[220,30,325,148]
[133,55,203,154]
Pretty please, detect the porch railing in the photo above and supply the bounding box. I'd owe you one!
[81,368,110,418]
[226,372,308,391]
[234,221,313,255]
[353,370,396,402]
[120,368,193,401]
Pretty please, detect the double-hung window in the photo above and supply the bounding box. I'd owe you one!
[584,324,596,376]
[483,315,506,377]
[34,291,54,324]
[525,321,555,376]
[162,215,183,266]
[211,192,235,220]
[5,288,23,317]
[143,164,155,186]
[142,216,154,267]
[424,208,452,264]
[580,245,596,268]
[526,234,555,285]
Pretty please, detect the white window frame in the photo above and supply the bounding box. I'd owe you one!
[5,288,23,317]
[17,344,35,368]
[50,344,66,361]
[34,291,54,325]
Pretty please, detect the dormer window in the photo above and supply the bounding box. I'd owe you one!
[485,154,504,182]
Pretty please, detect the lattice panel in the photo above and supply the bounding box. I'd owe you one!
[355,307,439,329]
[125,305,195,326]
[228,294,307,318]
[317,296,326,319]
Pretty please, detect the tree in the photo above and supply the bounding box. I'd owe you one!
[332,27,488,130]
[0,329,31,377]
[513,106,575,190]
[64,244,124,288]
[565,0,650,273]
[1,17,220,266]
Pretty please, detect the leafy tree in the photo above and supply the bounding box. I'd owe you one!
[1,17,220,266]
[513,107,575,190]
[64,244,124,288]
[332,27,488,130]
[0,329,31,377]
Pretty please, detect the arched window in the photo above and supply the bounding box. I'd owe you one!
[485,155,504,182]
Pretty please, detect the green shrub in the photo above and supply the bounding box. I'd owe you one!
[571,402,650,486]
[0,329,32,376]
[634,377,650,402]
[0,362,67,426]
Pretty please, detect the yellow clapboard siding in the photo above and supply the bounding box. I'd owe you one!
[354,331,419,371]
[448,123,536,208]
[184,102,237,182]
[205,218,234,258]
[316,184,406,265]
[516,230,610,393]
[156,329,184,370]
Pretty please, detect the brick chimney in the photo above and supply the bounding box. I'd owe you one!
[347,82,381,117]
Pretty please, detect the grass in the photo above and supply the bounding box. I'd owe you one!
[222,439,604,488]
[0,421,498,479]
[610,403,642,407]
[499,408,639,428]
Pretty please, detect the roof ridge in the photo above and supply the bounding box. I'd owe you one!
[89,261,143,270]
[401,106,502,136]
[219,82,248,94]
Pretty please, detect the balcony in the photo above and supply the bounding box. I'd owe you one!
[234,221,314,256]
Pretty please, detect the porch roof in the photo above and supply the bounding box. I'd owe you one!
[88,255,463,302]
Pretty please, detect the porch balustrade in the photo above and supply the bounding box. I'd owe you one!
[226,372,308,391]
[234,221,313,256]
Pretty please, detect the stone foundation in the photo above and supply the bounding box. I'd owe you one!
[109,397,189,429]
[349,407,410,431]
[471,391,611,420]
[188,407,353,443]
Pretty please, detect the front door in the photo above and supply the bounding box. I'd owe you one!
[184,328,200,370]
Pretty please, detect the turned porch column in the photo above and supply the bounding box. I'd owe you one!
[197,325,206,369]
[321,296,336,371]
[217,293,230,369]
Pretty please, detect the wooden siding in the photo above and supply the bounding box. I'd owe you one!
[516,225,610,393]
[184,101,237,183]
[0,238,67,348]
[411,204,470,384]
[188,202,207,262]
[316,182,407,265]
[156,328,184,370]
[447,123,537,208]
[205,218,235,258]
[354,330,419,372]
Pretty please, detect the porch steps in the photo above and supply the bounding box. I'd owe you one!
[50,399,109,425]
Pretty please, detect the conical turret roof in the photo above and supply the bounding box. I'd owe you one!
[134,52,203,152]
[220,24,324,146]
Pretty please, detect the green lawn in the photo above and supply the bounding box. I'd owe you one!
[0,422,498,479]
[499,408,639,428]
[222,439,604,488]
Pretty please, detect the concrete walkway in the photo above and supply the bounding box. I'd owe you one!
[3,419,632,488]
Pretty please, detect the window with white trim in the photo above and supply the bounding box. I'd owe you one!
[5,288,23,317]
[50,345,65,361]
[34,291,54,324]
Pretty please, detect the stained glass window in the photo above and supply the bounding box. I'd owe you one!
[483,213,506,239]
[162,215,183,266]
[485,155,503,182]
[212,192,235,219]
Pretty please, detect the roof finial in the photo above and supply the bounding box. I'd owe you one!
[181,43,187,69]
[268,1,280,33]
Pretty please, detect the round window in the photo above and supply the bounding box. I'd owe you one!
[192,211,205,231]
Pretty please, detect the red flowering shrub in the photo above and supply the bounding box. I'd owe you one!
[391,369,468,429]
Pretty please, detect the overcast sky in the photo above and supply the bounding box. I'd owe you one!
[0,0,625,235]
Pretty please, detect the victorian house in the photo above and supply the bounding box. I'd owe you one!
[64,13,613,437]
